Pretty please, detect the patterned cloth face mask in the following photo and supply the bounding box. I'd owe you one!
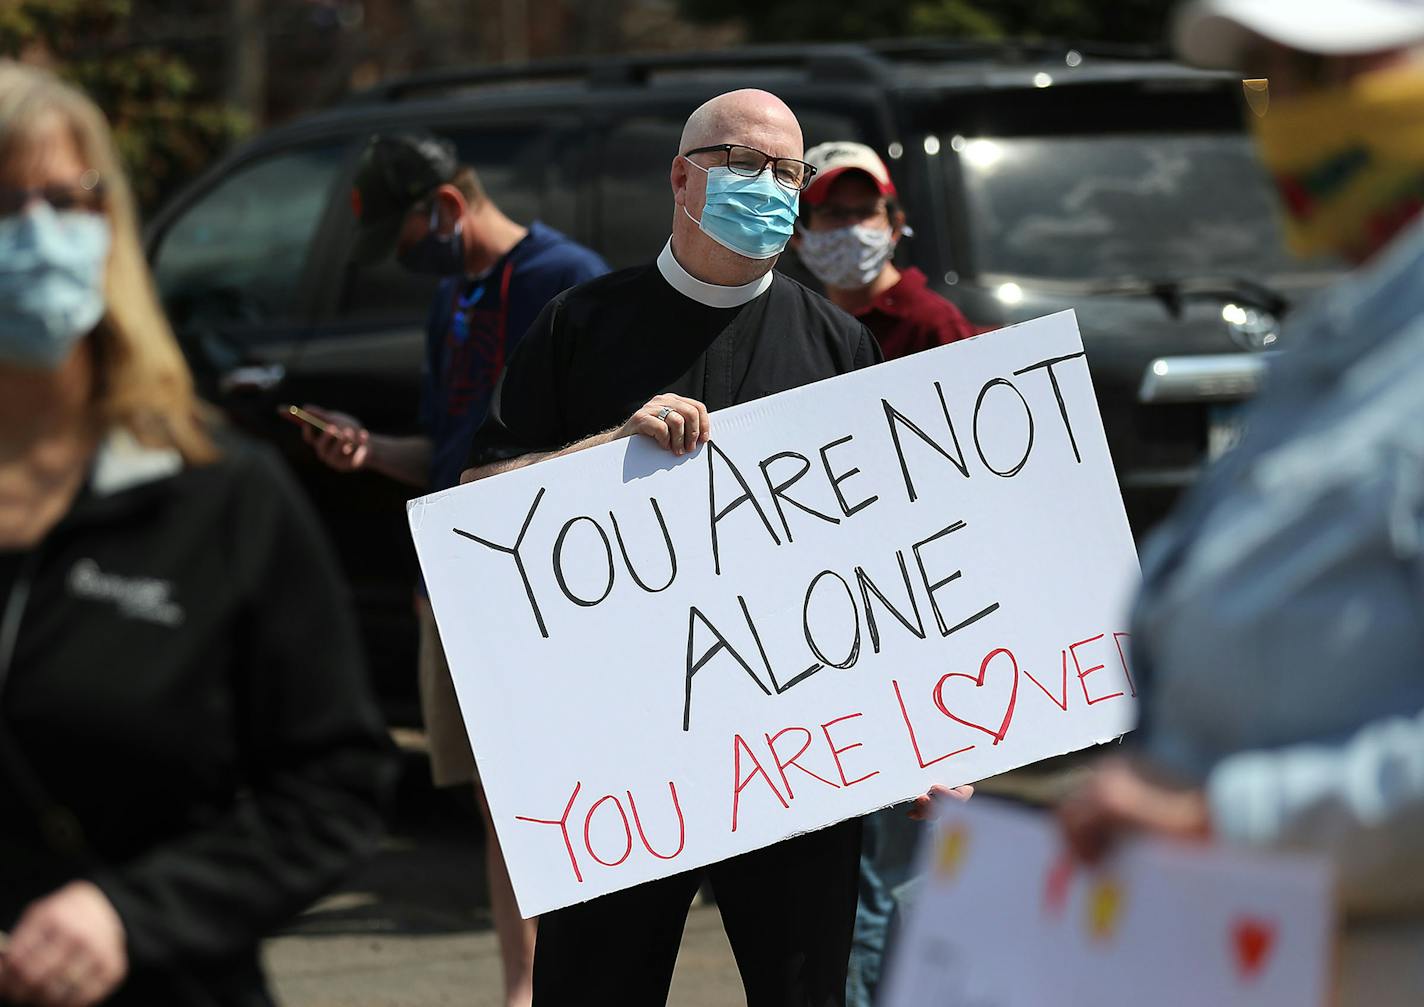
[1252,62,1424,260]
[795,222,895,290]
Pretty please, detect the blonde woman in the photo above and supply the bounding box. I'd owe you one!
[0,62,392,1006]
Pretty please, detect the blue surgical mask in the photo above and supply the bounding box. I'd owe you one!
[0,203,110,370]
[398,203,465,275]
[682,159,798,260]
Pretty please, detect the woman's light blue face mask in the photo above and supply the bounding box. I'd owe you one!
[0,201,110,370]
[682,157,799,260]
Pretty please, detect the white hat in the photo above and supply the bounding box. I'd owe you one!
[1175,0,1424,68]
[802,141,898,206]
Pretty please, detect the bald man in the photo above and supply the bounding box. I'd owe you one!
[463,90,882,1005]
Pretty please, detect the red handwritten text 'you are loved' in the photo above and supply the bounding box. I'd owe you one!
[516,629,1133,885]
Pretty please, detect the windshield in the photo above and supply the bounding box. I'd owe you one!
[956,133,1332,284]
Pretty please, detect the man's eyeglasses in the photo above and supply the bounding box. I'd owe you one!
[809,201,890,228]
[0,171,105,218]
[683,144,817,192]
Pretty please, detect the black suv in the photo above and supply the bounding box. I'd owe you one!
[145,42,1332,721]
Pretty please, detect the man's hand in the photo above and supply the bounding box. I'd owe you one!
[908,783,975,821]
[457,393,712,485]
[619,394,711,457]
[0,881,128,1007]
[1058,757,1211,864]
[299,405,370,472]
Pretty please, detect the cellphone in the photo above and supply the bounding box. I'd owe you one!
[278,404,335,435]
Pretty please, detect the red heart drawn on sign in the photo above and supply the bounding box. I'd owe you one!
[1043,851,1075,918]
[933,647,1019,746]
[1232,917,1277,980]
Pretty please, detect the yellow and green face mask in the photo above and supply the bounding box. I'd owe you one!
[1252,64,1424,261]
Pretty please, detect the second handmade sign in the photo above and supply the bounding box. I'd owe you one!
[881,800,1333,1006]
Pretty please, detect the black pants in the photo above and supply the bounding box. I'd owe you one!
[532,817,862,1007]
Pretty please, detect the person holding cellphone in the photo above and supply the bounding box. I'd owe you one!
[299,132,608,1007]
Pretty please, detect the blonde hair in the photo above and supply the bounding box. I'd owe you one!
[0,60,216,463]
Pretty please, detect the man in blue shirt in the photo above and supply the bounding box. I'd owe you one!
[302,131,607,1007]
[309,133,608,493]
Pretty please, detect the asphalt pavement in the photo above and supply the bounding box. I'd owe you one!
[260,737,1078,1006]
[262,747,744,1007]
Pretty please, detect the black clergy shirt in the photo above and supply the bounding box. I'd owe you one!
[469,239,883,461]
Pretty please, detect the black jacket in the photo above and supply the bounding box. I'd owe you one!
[471,262,882,460]
[0,431,395,1006]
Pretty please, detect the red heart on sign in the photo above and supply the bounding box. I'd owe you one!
[1043,851,1075,918]
[933,647,1020,746]
[1232,917,1276,980]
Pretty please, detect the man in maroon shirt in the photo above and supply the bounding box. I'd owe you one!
[794,139,979,1007]
[794,140,974,359]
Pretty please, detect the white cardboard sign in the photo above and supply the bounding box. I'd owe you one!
[881,799,1334,1007]
[408,310,1140,916]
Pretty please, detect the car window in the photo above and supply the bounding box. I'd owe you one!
[594,115,682,270]
[796,106,878,153]
[333,125,550,324]
[153,143,347,337]
[593,104,876,271]
[955,133,1335,283]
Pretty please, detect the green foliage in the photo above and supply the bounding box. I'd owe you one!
[980,0,1173,44]
[680,0,1173,47]
[0,0,250,213]
[908,2,1002,40]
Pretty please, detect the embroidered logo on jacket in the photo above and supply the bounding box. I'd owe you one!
[67,559,184,627]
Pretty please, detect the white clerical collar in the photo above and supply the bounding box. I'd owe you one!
[657,239,774,308]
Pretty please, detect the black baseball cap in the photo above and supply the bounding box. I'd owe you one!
[349,132,458,265]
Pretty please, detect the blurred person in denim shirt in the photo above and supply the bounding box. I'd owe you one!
[1059,2,1424,1001]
